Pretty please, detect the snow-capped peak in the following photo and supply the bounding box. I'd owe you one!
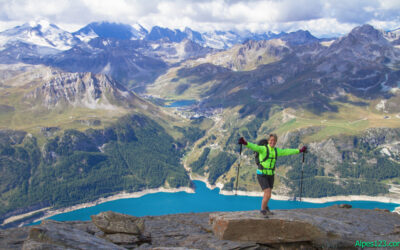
[29,19,51,30]
[73,21,148,41]
[0,19,80,51]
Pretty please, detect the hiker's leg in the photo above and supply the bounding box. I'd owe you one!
[261,188,271,210]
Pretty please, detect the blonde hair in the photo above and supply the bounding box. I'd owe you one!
[269,133,278,141]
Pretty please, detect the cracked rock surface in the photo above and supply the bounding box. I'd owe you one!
[1,207,400,249]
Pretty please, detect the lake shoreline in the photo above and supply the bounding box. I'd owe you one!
[32,186,195,223]
[2,186,194,227]
[4,178,400,226]
[190,174,400,204]
[192,176,400,213]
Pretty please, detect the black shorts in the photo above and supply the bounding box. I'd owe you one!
[257,174,274,190]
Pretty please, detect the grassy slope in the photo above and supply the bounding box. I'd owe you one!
[0,67,201,147]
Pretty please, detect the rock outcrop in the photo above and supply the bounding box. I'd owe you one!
[0,211,260,249]
[23,220,124,250]
[91,211,145,235]
[1,207,400,249]
[210,205,400,249]
[90,211,150,249]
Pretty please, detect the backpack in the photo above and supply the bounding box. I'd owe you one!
[254,139,278,170]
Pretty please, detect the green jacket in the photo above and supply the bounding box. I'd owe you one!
[246,142,299,175]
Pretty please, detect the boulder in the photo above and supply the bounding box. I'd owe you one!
[373,208,390,213]
[0,226,31,249]
[210,206,400,248]
[23,220,123,250]
[337,203,352,209]
[91,211,145,234]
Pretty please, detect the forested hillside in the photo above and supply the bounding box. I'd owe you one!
[0,114,205,222]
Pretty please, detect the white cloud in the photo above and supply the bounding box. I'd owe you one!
[0,0,399,36]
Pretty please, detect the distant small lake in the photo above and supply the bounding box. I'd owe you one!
[164,100,197,107]
[33,181,399,224]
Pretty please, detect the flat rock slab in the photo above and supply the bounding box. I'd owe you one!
[210,206,400,248]
[139,212,260,250]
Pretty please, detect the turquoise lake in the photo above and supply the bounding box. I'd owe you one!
[36,180,399,223]
[164,100,197,107]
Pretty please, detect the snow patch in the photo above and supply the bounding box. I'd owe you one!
[118,89,131,98]
[29,19,50,30]
[76,30,98,43]
[101,62,111,75]
[269,38,288,47]
[150,43,160,49]
[375,99,387,112]
[320,40,335,47]
[380,74,391,92]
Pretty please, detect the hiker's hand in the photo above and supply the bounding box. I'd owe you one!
[299,146,307,153]
[238,137,247,145]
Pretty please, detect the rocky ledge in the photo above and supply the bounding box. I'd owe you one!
[0,206,399,250]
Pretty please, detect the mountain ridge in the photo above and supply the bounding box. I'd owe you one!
[0,19,332,51]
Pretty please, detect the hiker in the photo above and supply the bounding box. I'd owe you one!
[238,134,307,217]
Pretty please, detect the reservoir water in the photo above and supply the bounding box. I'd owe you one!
[164,100,197,107]
[35,180,399,224]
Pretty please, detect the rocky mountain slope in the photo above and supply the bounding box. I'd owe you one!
[147,25,400,112]
[0,64,157,131]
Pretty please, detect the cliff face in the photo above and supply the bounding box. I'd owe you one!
[1,207,399,249]
[23,70,143,110]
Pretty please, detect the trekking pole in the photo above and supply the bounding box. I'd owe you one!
[235,143,242,195]
[299,151,305,201]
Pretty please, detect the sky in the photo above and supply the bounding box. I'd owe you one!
[0,0,399,37]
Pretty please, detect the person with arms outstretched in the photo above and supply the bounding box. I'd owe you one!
[238,134,307,217]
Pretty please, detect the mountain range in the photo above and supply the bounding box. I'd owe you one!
[0,19,326,92]
[1,19,400,228]
[0,19,310,52]
[147,24,400,113]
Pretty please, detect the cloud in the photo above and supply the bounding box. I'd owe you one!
[0,0,399,36]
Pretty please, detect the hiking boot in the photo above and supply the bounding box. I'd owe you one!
[259,210,269,218]
[265,206,274,215]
